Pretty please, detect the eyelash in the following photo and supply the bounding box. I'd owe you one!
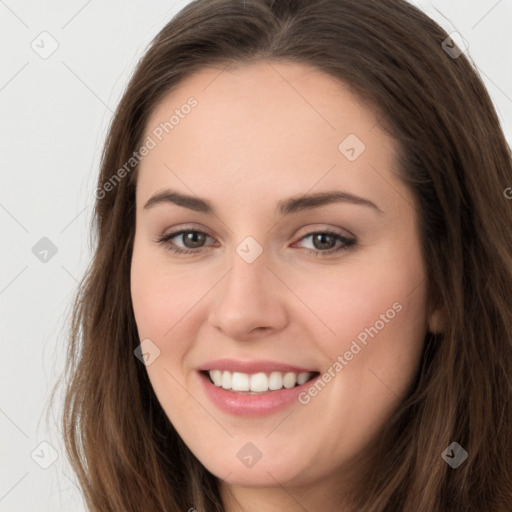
[156,228,356,257]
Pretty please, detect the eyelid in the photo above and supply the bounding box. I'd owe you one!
[158,223,217,241]
[159,223,353,241]
[295,224,355,240]
[156,224,357,257]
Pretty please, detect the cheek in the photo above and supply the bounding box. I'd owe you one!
[282,262,427,463]
[289,244,427,407]
[130,249,192,411]
[130,241,207,346]
[130,249,201,424]
[285,252,426,355]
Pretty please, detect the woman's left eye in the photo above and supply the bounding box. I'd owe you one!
[295,230,356,255]
[156,229,356,256]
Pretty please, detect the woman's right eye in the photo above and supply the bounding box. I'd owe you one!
[157,230,215,255]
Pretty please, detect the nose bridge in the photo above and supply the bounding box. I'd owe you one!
[220,244,271,312]
[223,231,271,294]
[208,240,287,337]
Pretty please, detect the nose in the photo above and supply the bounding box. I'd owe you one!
[207,250,288,341]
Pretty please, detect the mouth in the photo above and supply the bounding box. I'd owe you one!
[196,359,322,415]
[201,369,320,394]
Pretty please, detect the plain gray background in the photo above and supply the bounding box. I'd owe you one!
[1,1,511,510]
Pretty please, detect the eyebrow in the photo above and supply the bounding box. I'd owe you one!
[143,189,383,215]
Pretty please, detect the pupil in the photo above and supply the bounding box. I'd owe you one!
[313,233,335,250]
[184,232,205,248]
[180,232,337,250]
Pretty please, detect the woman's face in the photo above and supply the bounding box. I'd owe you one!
[131,60,430,499]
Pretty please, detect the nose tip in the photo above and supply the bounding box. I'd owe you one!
[207,257,287,340]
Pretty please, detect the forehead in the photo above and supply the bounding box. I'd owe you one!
[136,60,405,214]
[144,59,382,144]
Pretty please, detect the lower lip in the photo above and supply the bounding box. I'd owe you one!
[198,371,319,416]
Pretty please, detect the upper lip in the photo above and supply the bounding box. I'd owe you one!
[197,358,318,374]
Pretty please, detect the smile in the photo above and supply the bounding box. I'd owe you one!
[197,360,321,416]
[206,370,316,393]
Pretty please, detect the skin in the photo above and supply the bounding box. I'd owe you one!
[130,60,441,511]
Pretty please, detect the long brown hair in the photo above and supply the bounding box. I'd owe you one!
[57,0,512,510]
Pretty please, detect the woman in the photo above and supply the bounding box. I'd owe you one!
[62,0,512,510]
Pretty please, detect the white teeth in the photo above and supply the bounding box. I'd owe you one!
[283,372,296,389]
[268,371,283,390]
[208,370,314,392]
[297,372,310,385]
[210,369,222,386]
[250,372,268,392]
[221,371,232,389]
[231,372,250,391]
